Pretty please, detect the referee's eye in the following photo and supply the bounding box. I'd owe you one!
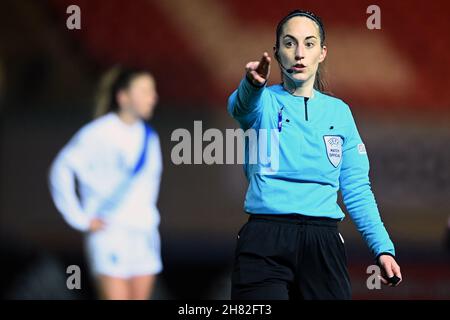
[284,41,294,48]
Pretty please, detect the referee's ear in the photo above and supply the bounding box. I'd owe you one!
[273,46,279,62]
[319,45,327,62]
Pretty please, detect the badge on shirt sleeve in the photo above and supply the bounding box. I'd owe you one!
[357,143,367,154]
[323,135,343,167]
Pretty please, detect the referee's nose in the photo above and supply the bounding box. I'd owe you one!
[295,44,306,61]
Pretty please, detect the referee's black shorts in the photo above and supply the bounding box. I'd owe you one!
[231,213,352,300]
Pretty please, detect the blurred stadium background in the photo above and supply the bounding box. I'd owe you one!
[1,0,449,299]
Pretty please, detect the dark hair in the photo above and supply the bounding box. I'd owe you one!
[94,66,151,118]
[274,9,327,92]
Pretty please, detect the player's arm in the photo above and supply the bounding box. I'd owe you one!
[48,133,105,232]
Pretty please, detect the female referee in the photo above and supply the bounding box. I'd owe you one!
[227,10,402,300]
[48,67,163,300]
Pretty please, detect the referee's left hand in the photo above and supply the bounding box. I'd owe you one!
[378,255,402,287]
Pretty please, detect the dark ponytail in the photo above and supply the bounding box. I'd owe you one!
[274,9,327,93]
[93,66,151,118]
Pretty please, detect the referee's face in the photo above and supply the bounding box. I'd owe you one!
[278,16,327,85]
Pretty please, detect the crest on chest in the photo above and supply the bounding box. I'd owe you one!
[323,135,343,167]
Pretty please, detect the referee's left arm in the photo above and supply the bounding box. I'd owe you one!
[339,104,402,286]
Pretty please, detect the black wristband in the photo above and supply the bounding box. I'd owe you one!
[375,252,395,266]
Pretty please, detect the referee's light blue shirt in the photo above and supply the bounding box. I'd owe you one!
[227,76,395,258]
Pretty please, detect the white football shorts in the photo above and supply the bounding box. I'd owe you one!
[84,226,163,278]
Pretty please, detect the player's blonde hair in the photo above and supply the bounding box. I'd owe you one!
[93,66,152,118]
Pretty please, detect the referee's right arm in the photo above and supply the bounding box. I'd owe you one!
[227,52,271,130]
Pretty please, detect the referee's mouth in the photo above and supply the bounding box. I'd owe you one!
[291,63,307,72]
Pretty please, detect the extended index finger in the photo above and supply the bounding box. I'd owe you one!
[256,52,271,74]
